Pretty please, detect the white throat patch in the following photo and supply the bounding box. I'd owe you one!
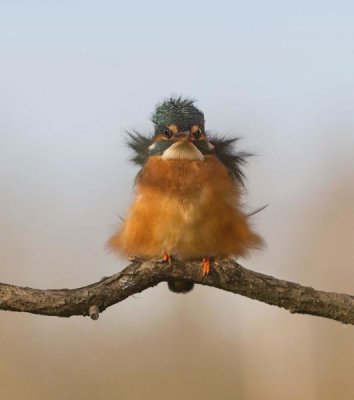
[161,141,204,161]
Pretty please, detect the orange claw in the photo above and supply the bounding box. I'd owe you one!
[201,257,211,276]
[163,252,172,265]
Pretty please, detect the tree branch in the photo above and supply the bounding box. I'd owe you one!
[0,259,353,325]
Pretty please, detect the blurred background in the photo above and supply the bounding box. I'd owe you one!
[0,1,353,399]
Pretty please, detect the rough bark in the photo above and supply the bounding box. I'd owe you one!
[0,259,353,325]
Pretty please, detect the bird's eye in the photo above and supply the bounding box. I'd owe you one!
[193,128,202,140]
[163,127,172,138]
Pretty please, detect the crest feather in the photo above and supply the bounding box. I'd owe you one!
[151,96,204,132]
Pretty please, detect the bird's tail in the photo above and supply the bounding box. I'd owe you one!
[167,280,194,293]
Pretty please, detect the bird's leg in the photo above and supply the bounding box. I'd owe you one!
[201,257,211,276]
[163,252,173,265]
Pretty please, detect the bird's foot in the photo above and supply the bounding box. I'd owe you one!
[201,257,211,276]
[163,252,173,265]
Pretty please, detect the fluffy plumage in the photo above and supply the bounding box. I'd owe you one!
[109,97,263,293]
[110,156,261,257]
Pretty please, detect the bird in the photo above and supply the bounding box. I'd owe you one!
[108,96,263,293]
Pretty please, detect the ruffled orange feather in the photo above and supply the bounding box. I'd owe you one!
[109,155,262,260]
[108,155,263,260]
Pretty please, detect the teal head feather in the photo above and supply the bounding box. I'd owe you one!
[151,96,205,133]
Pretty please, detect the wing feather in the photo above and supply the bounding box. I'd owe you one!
[125,129,152,166]
[208,135,252,185]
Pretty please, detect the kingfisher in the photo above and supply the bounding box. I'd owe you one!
[108,96,263,292]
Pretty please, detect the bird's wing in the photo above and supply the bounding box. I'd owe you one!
[125,130,153,167]
[208,135,252,186]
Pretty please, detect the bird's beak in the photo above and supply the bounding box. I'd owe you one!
[171,131,193,142]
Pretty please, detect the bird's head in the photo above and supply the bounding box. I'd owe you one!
[126,96,250,184]
[148,97,214,161]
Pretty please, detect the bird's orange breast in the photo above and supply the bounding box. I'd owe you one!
[108,155,262,259]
